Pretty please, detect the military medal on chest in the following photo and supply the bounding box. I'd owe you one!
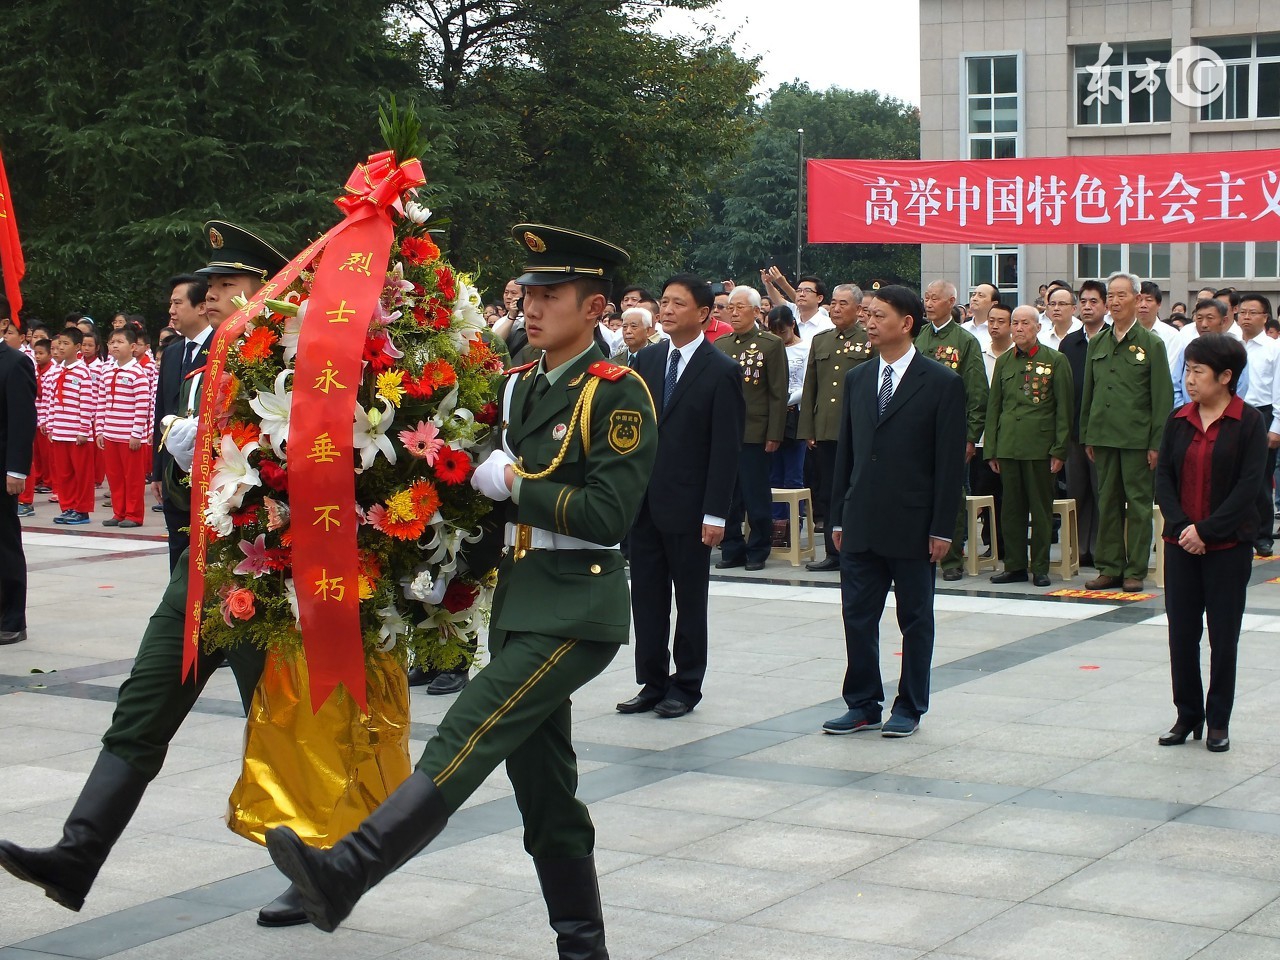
[936,345,960,370]
[741,342,764,385]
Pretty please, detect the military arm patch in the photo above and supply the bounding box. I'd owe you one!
[504,360,539,376]
[589,360,628,381]
[608,410,642,454]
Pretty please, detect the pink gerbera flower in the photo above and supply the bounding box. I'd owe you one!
[399,420,444,465]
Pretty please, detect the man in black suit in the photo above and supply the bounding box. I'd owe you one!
[824,285,966,739]
[1058,279,1109,567]
[1,305,38,645]
[153,272,210,570]
[619,274,744,718]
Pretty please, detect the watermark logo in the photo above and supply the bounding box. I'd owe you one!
[1083,42,1227,110]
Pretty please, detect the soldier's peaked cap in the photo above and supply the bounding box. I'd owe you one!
[197,221,289,281]
[512,223,629,286]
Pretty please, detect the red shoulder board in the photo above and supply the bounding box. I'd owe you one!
[503,361,539,376]
[588,361,629,381]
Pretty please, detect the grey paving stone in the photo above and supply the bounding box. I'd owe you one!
[599,856,818,922]
[1108,821,1280,882]
[1188,932,1280,959]
[767,787,990,839]
[669,820,909,878]
[942,903,1218,960]
[932,804,1159,858]
[14,897,241,959]
[658,923,922,960]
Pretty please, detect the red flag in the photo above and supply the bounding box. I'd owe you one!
[0,146,25,329]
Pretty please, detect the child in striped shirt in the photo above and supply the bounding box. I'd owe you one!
[97,328,152,527]
[42,328,95,524]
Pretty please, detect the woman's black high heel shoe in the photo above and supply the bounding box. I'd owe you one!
[1158,721,1204,746]
[1206,729,1230,753]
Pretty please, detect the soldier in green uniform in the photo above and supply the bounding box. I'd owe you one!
[985,305,1074,587]
[1080,272,1174,592]
[714,284,788,571]
[918,280,989,580]
[0,224,312,926]
[267,225,658,960]
[799,282,875,570]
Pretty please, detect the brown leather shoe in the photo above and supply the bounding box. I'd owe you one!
[1084,574,1121,590]
[1122,578,1144,592]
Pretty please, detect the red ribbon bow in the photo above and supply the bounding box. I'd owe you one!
[334,151,426,220]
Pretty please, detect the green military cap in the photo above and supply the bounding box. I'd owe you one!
[511,223,629,286]
[197,220,289,281]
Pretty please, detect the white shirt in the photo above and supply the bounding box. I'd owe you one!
[1039,318,1082,349]
[963,318,991,350]
[1241,333,1280,416]
[786,302,834,341]
[875,345,917,403]
[982,341,1013,384]
[663,334,723,528]
[181,325,214,364]
[783,340,809,406]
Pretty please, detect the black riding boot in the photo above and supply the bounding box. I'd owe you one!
[0,751,149,911]
[534,855,609,960]
[256,882,308,926]
[265,770,448,932]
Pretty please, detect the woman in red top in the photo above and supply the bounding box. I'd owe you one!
[1155,334,1266,753]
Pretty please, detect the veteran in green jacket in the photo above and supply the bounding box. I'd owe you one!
[267,224,658,957]
[798,283,876,569]
[1079,273,1174,592]
[985,306,1074,585]
[715,285,789,570]
[918,280,989,580]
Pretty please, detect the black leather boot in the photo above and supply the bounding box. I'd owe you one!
[266,771,448,932]
[534,855,609,960]
[0,751,148,911]
[256,882,308,926]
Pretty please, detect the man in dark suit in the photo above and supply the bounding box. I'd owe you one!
[824,285,966,739]
[153,272,210,570]
[619,274,744,718]
[1,306,38,645]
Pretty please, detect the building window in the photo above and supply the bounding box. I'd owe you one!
[965,54,1020,159]
[1076,243,1171,280]
[1074,42,1172,125]
[1198,35,1280,121]
[969,245,1020,304]
[1198,241,1280,279]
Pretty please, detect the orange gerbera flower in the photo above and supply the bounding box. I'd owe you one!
[240,326,278,362]
[380,513,427,541]
[228,420,261,450]
[409,479,442,521]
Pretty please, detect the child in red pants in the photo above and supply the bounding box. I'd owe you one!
[43,328,95,525]
[96,328,151,527]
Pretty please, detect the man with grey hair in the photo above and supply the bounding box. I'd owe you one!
[799,283,875,570]
[614,306,662,365]
[1079,272,1174,592]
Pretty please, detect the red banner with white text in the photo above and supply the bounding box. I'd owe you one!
[807,150,1280,245]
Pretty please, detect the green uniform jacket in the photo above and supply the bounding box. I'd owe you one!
[715,328,788,445]
[915,320,988,444]
[797,324,875,442]
[984,344,1074,461]
[492,347,657,645]
[1080,321,1174,451]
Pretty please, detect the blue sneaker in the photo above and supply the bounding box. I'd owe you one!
[821,710,881,735]
[62,511,91,525]
[52,510,72,524]
[881,715,919,738]
[16,503,34,517]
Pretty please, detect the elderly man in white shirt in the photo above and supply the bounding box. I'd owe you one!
[1237,293,1280,555]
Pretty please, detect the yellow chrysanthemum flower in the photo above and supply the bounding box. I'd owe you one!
[376,370,405,408]
[385,489,417,523]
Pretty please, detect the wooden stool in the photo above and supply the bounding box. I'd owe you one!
[1050,498,1080,580]
[965,495,998,576]
[771,487,815,567]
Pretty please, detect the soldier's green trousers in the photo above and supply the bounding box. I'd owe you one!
[102,550,266,779]
[998,459,1055,575]
[1093,445,1155,581]
[416,629,618,860]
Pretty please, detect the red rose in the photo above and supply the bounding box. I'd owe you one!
[476,402,498,425]
[259,460,289,492]
[441,579,480,614]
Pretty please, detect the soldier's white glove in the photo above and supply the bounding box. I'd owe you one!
[470,449,515,501]
[162,415,198,472]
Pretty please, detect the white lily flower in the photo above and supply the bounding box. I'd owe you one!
[353,399,397,471]
[202,493,236,538]
[281,303,305,365]
[376,604,410,651]
[249,369,293,458]
[405,201,431,224]
[208,434,261,510]
[450,277,487,348]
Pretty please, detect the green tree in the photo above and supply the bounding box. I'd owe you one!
[686,82,921,293]
[0,0,413,327]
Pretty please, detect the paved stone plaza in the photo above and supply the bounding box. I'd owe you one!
[5,519,1280,959]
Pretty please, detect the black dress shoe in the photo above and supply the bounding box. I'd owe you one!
[744,561,765,571]
[715,557,745,569]
[616,694,661,714]
[990,570,1028,584]
[1257,541,1275,558]
[1207,729,1230,752]
[1033,573,1051,587]
[426,670,469,695]
[1158,721,1204,746]
[257,884,308,926]
[0,629,26,645]
[806,556,840,572]
[941,568,963,581]
[407,666,440,687]
[652,698,691,718]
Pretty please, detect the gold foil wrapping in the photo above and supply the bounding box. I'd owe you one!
[227,652,412,848]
